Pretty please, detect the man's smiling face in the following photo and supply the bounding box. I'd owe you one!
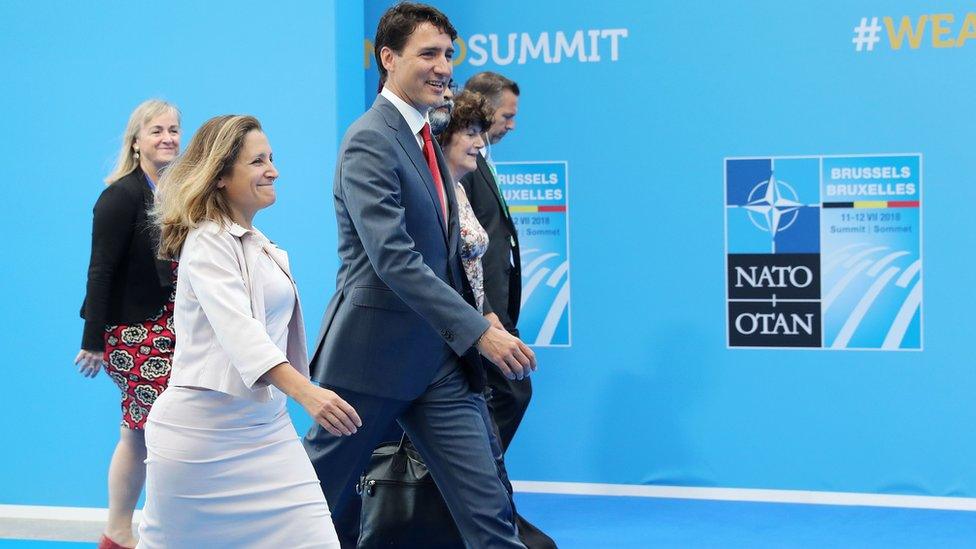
[382,22,455,113]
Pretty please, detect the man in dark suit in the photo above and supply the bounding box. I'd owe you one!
[461,71,558,549]
[461,72,532,453]
[303,4,535,547]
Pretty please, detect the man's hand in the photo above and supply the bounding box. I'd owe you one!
[476,327,537,380]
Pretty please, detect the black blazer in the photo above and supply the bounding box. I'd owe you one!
[80,168,173,351]
[461,154,522,335]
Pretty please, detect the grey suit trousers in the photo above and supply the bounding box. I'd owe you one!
[304,359,524,549]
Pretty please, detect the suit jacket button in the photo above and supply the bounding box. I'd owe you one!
[441,329,455,341]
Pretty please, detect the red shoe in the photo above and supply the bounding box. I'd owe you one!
[98,534,135,549]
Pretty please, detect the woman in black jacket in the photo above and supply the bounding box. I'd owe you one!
[76,99,181,549]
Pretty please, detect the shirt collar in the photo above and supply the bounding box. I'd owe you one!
[227,221,272,246]
[381,87,429,137]
[228,222,249,237]
[480,137,493,162]
[143,171,156,192]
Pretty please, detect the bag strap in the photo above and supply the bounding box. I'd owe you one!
[391,434,410,474]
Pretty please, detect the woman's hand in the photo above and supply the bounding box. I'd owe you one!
[484,312,505,331]
[262,363,363,436]
[298,385,363,437]
[75,349,104,378]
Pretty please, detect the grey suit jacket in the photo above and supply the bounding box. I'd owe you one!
[311,95,490,400]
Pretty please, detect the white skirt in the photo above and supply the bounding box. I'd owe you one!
[137,386,339,548]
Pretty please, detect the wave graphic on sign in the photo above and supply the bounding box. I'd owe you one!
[821,245,922,349]
[519,248,571,346]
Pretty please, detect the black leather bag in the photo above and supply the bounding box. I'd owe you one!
[357,435,463,548]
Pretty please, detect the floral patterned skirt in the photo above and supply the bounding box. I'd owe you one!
[103,289,176,430]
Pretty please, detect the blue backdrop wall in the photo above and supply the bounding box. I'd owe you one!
[2,0,975,509]
[364,0,976,496]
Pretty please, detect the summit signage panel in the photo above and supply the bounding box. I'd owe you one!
[725,155,922,350]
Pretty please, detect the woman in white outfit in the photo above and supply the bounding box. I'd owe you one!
[137,115,360,548]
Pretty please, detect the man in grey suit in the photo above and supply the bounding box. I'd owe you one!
[304,4,535,547]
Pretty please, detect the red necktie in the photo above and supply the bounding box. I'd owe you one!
[420,123,448,224]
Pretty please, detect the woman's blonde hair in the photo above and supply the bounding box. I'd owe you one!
[154,115,263,259]
[105,99,181,184]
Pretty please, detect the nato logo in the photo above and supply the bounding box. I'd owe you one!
[725,154,923,350]
[726,158,822,348]
[726,158,820,255]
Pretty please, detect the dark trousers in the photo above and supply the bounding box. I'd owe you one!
[304,360,523,549]
[485,363,534,452]
[481,390,557,549]
[485,333,554,548]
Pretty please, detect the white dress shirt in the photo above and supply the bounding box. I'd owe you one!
[169,220,309,401]
[381,86,427,149]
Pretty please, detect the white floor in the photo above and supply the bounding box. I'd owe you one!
[0,506,140,542]
[5,482,976,542]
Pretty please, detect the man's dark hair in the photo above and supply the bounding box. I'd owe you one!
[374,2,457,81]
[463,72,520,106]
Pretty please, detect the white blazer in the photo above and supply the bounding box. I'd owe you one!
[170,220,308,401]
